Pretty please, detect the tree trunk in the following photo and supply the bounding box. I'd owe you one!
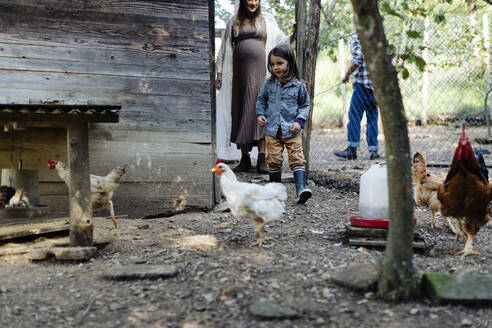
[302,0,321,174]
[349,0,419,301]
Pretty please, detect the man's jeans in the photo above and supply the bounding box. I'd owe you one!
[347,83,379,151]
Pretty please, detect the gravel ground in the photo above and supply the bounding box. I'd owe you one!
[1,169,492,328]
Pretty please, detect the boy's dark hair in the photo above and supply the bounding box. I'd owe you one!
[267,44,300,80]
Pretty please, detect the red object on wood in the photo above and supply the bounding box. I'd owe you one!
[350,216,417,229]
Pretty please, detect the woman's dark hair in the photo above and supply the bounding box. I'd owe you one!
[267,44,300,80]
[237,0,262,22]
[233,0,263,38]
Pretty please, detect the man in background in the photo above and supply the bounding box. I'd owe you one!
[334,33,380,160]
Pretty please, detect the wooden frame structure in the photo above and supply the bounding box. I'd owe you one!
[0,104,120,246]
[0,0,214,221]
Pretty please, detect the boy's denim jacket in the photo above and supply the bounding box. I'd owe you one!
[256,76,310,139]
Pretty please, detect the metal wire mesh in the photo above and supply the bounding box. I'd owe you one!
[309,15,491,172]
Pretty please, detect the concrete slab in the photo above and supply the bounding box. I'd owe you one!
[422,272,492,305]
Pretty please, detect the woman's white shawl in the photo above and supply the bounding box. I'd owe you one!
[215,12,291,160]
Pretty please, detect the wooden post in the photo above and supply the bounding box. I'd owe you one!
[422,17,429,126]
[302,0,321,174]
[67,123,93,246]
[339,38,348,127]
[485,14,490,89]
[296,0,307,79]
[484,13,491,138]
[210,0,218,207]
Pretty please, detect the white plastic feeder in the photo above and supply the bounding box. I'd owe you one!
[358,163,389,219]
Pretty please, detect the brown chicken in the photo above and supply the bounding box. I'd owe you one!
[0,185,16,207]
[412,152,455,233]
[437,124,492,256]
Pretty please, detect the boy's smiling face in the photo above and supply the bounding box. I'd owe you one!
[270,54,289,83]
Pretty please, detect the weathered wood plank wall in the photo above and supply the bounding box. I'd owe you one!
[0,0,213,218]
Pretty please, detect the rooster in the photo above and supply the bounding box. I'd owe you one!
[48,160,129,229]
[412,152,455,232]
[0,185,16,207]
[212,161,287,247]
[437,124,492,256]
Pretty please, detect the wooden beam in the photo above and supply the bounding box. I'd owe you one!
[295,0,307,79]
[209,0,219,207]
[67,122,93,246]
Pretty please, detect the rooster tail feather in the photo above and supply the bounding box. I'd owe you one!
[474,150,489,184]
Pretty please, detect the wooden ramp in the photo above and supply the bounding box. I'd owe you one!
[0,218,69,241]
[346,224,426,249]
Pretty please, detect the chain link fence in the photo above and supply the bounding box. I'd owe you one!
[309,15,492,172]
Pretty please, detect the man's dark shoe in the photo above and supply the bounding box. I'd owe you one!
[334,147,357,160]
[369,151,380,160]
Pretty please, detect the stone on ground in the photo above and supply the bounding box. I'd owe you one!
[330,263,381,291]
[102,264,179,280]
[422,272,492,305]
[27,247,97,261]
[249,299,300,319]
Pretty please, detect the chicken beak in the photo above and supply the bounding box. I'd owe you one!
[211,166,217,173]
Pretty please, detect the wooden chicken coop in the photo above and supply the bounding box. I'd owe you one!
[0,0,216,227]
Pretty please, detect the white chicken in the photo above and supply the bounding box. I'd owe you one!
[48,159,128,229]
[212,161,287,246]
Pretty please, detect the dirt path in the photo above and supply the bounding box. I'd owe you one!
[1,171,492,328]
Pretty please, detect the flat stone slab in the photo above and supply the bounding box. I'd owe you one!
[284,298,329,315]
[249,300,300,319]
[27,247,97,261]
[422,272,492,305]
[102,264,179,280]
[330,263,381,291]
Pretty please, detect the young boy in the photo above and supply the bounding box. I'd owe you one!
[256,44,312,204]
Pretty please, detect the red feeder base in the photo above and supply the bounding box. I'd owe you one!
[350,216,417,229]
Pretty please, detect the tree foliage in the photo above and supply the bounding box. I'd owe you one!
[215,0,492,79]
[215,0,235,26]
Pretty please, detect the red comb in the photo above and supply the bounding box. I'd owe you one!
[47,159,57,169]
[459,124,468,142]
[215,159,223,166]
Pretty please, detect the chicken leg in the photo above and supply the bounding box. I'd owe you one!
[454,218,465,242]
[443,216,456,234]
[250,220,267,247]
[457,231,480,257]
[429,211,441,229]
[103,200,118,229]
